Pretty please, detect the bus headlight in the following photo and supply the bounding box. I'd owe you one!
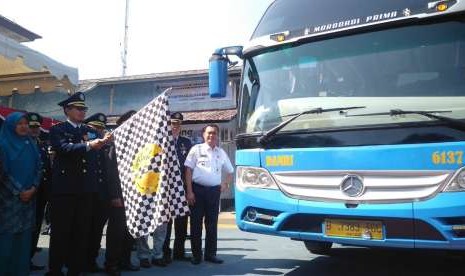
[236,166,278,191]
[243,170,258,185]
[457,171,465,188]
[443,169,465,192]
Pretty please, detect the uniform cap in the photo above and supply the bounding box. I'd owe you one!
[27,112,43,127]
[171,112,183,122]
[84,113,107,128]
[57,92,87,108]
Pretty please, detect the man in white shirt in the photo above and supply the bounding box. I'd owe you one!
[184,124,234,265]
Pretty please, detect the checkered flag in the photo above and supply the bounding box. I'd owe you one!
[113,90,189,238]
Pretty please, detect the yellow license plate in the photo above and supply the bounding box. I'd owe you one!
[324,219,384,240]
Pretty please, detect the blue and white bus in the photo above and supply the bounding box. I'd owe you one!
[209,0,465,254]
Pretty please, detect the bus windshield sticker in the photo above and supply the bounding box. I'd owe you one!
[269,2,458,43]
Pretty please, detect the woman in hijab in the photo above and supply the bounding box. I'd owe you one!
[0,112,41,276]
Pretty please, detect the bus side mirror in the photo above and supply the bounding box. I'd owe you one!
[209,54,229,98]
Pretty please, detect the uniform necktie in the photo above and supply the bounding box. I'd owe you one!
[77,125,83,135]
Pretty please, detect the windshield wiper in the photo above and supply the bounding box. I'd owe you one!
[258,106,366,144]
[348,109,465,132]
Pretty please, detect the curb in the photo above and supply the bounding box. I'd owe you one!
[218,212,236,226]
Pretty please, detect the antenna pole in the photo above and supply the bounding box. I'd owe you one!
[122,0,130,76]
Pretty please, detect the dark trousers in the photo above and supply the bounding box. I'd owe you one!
[87,195,109,266]
[0,230,32,276]
[163,215,188,258]
[31,188,47,258]
[49,193,93,275]
[44,203,51,225]
[105,206,133,268]
[190,183,221,259]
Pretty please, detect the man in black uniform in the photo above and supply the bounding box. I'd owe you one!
[46,92,111,276]
[163,112,192,263]
[28,112,51,271]
[84,113,110,272]
[105,110,140,275]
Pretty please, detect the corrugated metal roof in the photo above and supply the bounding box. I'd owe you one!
[0,15,41,42]
[78,67,241,92]
[0,32,78,85]
[107,108,237,126]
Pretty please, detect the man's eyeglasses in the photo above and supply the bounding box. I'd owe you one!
[74,106,88,112]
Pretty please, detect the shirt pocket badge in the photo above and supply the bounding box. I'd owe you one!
[197,157,210,168]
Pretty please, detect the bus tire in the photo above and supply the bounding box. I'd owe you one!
[304,241,333,255]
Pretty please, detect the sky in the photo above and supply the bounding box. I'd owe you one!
[2,0,273,80]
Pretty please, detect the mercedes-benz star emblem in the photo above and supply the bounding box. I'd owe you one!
[340,175,365,197]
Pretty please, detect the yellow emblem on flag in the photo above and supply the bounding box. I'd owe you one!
[131,143,162,195]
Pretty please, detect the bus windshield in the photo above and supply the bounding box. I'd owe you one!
[239,20,465,134]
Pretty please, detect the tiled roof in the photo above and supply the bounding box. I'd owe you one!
[181,109,237,123]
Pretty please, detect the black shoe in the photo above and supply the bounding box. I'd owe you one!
[85,262,104,273]
[30,263,45,271]
[45,271,65,276]
[139,258,151,268]
[191,257,201,265]
[151,258,167,267]
[173,255,191,262]
[205,256,224,264]
[120,263,140,271]
[105,266,121,276]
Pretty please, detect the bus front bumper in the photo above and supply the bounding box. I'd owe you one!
[235,189,465,250]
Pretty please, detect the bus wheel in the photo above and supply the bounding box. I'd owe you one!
[304,241,333,255]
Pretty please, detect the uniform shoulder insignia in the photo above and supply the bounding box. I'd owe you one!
[51,122,65,130]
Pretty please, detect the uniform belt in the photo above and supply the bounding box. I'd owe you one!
[193,182,220,188]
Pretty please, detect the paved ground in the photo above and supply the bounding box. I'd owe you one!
[217,211,236,228]
[31,212,465,275]
[31,212,238,275]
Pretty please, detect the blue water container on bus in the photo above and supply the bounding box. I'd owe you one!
[209,54,228,98]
